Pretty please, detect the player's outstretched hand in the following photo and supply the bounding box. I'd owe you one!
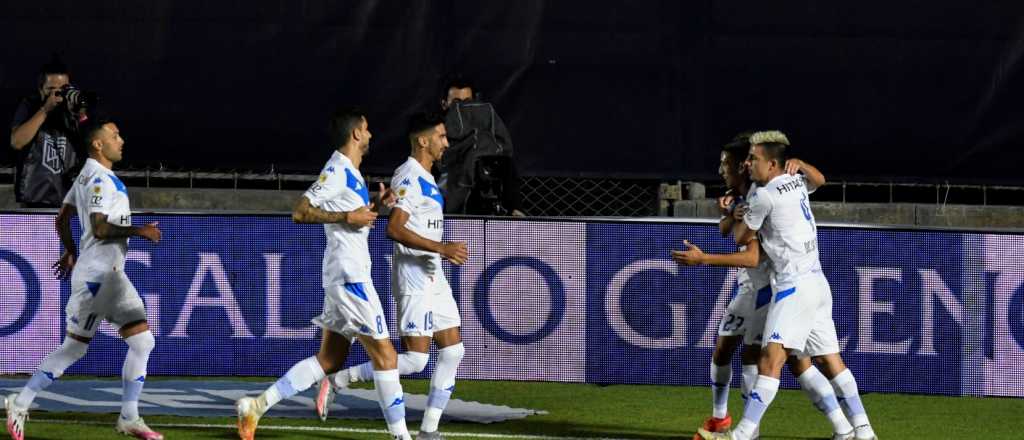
[440,242,468,265]
[347,204,378,228]
[671,240,705,266]
[138,222,162,243]
[377,183,397,209]
[52,251,76,279]
[785,158,804,175]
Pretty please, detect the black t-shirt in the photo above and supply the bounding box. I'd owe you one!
[11,96,80,206]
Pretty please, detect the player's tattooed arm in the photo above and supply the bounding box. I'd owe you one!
[90,213,162,243]
[292,196,347,224]
[291,196,378,228]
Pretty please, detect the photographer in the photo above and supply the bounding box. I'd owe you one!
[438,76,524,216]
[10,57,90,208]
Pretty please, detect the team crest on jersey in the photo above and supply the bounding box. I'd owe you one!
[319,174,328,183]
[92,186,102,194]
[397,186,407,198]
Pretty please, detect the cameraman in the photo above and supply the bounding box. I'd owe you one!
[438,76,523,216]
[10,58,86,208]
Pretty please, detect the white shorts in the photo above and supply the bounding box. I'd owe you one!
[396,273,461,337]
[67,268,147,338]
[761,273,841,357]
[718,282,772,346]
[313,282,390,341]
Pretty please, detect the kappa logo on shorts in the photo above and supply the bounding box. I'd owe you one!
[359,325,371,334]
[770,332,782,341]
[406,322,418,331]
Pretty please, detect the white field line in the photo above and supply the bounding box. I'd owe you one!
[33,418,637,440]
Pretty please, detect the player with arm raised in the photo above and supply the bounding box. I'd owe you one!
[696,131,877,440]
[675,134,854,439]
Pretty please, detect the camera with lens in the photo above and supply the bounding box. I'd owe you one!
[56,84,96,113]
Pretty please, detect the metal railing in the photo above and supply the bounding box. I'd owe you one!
[1,166,1021,215]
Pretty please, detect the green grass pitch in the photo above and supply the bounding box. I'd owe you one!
[6,377,1021,439]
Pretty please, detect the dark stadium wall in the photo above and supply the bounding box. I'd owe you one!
[1,1,1022,183]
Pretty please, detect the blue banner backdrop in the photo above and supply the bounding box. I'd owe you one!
[0,213,1021,397]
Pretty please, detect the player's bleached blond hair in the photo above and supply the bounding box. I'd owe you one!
[749,130,790,146]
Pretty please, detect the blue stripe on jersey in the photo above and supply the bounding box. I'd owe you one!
[418,176,445,208]
[107,174,128,195]
[755,285,772,309]
[345,168,370,204]
[775,287,796,302]
[344,283,368,301]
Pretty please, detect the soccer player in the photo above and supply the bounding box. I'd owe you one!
[4,119,164,440]
[317,112,468,440]
[234,108,412,440]
[695,131,878,440]
[674,134,854,440]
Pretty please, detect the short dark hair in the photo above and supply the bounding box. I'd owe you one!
[722,132,752,161]
[80,116,113,148]
[38,54,70,88]
[407,111,445,139]
[327,107,366,148]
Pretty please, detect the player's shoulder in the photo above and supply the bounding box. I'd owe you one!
[392,159,424,183]
[317,155,350,180]
[749,185,773,202]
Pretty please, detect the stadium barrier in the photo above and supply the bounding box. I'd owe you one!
[1,213,1021,397]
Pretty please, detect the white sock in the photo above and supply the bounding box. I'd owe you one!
[374,369,409,438]
[710,362,732,419]
[797,366,853,434]
[422,343,464,432]
[339,351,430,387]
[16,338,89,409]
[120,331,155,421]
[343,361,376,385]
[259,356,325,412]
[831,369,872,429]
[740,364,758,403]
[734,375,780,439]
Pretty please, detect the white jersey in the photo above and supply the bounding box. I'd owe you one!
[743,173,821,288]
[62,158,132,276]
[390,157,446,294]
[732,186,772,290]
[303,151,373,286]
